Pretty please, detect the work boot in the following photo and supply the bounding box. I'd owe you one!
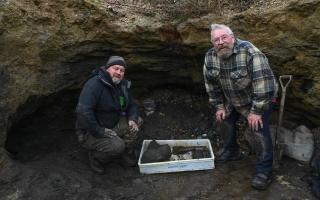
[120,149,139,167]
[88,151,104,174]
[215,149,243,163]
[251,173,273,190]
[121,154,137,167]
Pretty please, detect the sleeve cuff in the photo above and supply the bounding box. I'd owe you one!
[128,115,139,124]
[215,104,225,111]
[249,108,263,115]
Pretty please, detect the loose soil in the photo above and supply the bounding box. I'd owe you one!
[1,88,317,200]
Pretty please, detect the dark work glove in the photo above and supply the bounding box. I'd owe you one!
[102,128,117,138]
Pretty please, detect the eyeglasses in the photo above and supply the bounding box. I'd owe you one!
[111,66,125,73]
[211,34,233,45]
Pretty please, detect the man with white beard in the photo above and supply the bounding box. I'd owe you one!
[203,24,278,190]
[75,56,142,174]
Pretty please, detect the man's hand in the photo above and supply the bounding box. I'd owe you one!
[215,109,226,124]
[103,128,117,138]
[128,120,139,133]
[247,113,263,131]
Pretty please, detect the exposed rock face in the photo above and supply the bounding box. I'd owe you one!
[178,0,320,122]
[0,0,319,164]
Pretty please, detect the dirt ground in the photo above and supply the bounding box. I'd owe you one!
[1,88,318,200]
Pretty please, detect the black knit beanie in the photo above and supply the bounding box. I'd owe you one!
[106,56,127,69]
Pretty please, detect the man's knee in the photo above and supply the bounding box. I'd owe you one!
[97,136,126,156]
[110,137,126,155]
[84,134,125,156]
[91,137,125,163]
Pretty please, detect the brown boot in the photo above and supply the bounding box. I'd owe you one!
[88,151,104,174]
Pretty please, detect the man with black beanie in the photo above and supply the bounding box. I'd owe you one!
[75,56,143,174]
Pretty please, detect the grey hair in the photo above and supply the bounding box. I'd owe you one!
[210,24,234,35]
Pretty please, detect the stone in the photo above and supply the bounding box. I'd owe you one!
[0,148,21,183]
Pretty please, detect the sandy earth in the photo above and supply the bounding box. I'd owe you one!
[1,88,317,200]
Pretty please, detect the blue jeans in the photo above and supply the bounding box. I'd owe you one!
[223,106,273,175]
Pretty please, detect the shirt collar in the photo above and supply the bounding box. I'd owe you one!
[233,38,244,54]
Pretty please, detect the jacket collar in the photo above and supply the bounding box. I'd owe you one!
[98,67,125,88]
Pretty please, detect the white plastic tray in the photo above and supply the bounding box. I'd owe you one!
[138,139,215,174]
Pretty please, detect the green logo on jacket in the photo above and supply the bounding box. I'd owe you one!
[119,96,126,109]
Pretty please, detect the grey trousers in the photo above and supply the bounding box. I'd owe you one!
[77,117,143,163]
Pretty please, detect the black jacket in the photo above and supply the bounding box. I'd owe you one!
[75,67,139,138]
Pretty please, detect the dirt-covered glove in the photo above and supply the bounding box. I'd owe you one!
[102,128,117,138]
[128,120,139,133]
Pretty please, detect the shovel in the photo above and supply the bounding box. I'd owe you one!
[273,75,292,169]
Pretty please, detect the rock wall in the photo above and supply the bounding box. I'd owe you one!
[0,0,319,159]
[177,0,320,123]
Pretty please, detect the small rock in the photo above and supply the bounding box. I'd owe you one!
[132,178,143,184]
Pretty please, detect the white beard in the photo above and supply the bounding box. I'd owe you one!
[112,77,122,85]
[217,48,233,60]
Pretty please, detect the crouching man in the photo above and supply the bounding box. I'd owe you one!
[75,56,143,174]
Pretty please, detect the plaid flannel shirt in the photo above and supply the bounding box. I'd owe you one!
[203,39,278,116]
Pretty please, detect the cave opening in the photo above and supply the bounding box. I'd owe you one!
[5,89,81,162]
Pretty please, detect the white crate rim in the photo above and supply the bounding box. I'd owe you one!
[138,139,215,174]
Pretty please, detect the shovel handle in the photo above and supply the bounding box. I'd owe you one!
[274,75,293,168]
[277,75,292,126]
[279,75,292,91]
